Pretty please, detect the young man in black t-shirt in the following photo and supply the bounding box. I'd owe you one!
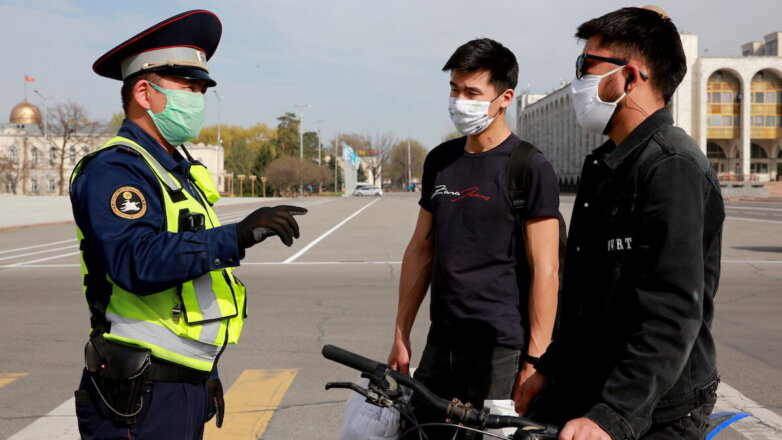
[387,38,561,437]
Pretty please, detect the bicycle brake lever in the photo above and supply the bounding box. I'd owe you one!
[324,382,395,407]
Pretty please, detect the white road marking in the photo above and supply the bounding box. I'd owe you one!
[715,382,782,439]
[7,397,78,440]
[283,199,381,264]
[6,251,80,267]
[0,239,76,255]
[0,244,78,262]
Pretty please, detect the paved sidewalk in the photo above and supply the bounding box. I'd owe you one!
[0,195,270,230]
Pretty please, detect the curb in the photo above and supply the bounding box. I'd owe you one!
[0,220,75,232]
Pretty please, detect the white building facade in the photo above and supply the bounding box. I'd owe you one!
[2,100,226,196]
[1,101,107,195]
[516,31,782,184]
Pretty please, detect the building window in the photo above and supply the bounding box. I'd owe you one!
[707,143,727,159]
[750,163,769,174]
[9,145,18,163]
[31,178,38,192]
[49,147,57,165]
[751,143,768,159]
[767,116,776,127]
[722,116,733,126]
[765,92,777,103]
[753,92,764,103]
[48,179,56,192]
[31,148,39,165]
[708,115,722,126]
[753,115,764,126]
[69,146,77,164]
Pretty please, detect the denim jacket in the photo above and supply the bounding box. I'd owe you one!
[537,108,724,439]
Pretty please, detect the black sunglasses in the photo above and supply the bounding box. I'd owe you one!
[575,53,649,80]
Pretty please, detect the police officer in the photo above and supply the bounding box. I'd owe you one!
[71,10,307,439]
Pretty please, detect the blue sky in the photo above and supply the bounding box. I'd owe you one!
[1,0,779,148]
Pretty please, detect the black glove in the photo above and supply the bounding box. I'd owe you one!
[236,205,308,248]
[206,378,224,428]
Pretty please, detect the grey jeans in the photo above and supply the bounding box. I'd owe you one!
[409,343,520,439]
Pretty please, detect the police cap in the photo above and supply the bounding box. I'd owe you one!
[93,10,221,87]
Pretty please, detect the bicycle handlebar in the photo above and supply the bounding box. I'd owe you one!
[322,344,559,436]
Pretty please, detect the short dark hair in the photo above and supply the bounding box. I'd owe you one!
[442,38,519,93]
[120,72,161,113]
[576,7,686,103]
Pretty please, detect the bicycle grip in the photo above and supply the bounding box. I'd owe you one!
[322,345,382,374]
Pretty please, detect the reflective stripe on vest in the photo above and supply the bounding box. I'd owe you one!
[104,313,222,371]
[72,136,246,372]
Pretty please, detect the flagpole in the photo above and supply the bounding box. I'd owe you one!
[24,74,27,100]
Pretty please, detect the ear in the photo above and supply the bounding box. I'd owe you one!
[623,65,644,93]
[132,80,153,111]
[500,88,515,108]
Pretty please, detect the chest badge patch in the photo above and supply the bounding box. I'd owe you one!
[111,186,147,219]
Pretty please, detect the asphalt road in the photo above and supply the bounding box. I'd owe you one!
[0,193,780,439]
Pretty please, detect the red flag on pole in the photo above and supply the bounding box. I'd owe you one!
[24,75,35,82]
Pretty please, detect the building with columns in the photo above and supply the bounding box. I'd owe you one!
[1,100,107,195]
[2,100,226,196]
[516,31,782,184]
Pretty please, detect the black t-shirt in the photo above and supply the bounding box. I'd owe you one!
[419,133,560,349]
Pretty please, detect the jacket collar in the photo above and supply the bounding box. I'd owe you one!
[596,107,674,170]
[117,119,190,174]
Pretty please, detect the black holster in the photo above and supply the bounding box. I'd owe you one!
[84,334,151,424]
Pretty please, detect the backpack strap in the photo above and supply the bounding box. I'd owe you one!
[507,140,541,222]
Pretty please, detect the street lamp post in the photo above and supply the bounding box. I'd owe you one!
[294,104,310,195]
[34,90,56,195]
[213,90,223,145]
[407,141,412,191]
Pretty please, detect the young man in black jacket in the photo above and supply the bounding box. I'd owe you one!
[517,8,725,440]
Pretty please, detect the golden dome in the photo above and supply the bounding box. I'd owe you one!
[9,100,42,125]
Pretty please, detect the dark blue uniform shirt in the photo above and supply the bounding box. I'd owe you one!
[70,120,242,299]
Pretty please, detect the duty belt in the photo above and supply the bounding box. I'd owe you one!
[147,357,211,384]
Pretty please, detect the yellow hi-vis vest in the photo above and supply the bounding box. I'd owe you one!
[71,136,246,372]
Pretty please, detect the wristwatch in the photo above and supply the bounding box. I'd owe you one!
[523,354,540,367]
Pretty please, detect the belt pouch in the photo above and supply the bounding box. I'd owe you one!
[84,335,151,423]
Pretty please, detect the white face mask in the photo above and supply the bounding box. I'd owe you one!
[570,66,627,134]
[448,94,502,136]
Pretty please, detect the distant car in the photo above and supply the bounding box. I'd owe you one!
[353,185,383,196]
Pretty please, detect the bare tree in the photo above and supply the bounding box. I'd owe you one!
[0,156,21,194]
[41,101,101,195]
[265,156,333,197]
[362,133,395,188]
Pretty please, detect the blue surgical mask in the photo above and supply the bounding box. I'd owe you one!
[146,82,206,145]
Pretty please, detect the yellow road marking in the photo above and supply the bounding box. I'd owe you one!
[204,368,298,439]
[0,373,29,388]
